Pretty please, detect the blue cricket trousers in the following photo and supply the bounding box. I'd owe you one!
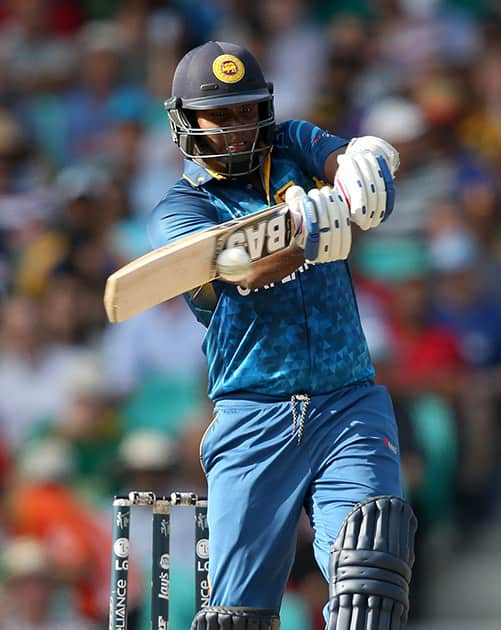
[199,381,403,611]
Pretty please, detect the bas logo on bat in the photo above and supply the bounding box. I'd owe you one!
[222,211,290,260]
[104,201,292,324]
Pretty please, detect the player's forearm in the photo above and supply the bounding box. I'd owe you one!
[324,148,345,182]
[238,243,305,290]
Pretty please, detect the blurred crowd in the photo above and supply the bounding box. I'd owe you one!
[0,0,500,628]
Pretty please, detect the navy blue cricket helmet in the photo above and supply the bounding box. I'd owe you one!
[165,41,275,176]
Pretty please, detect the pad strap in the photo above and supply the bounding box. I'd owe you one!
[191,606,280,629]
[328,496,417,630]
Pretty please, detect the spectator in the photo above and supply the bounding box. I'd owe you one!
[5,437,142,626]
[253,0,329,121]
[357,96,456,237]
[0,296,94,449]
[430,229,501,369]
[63,19,150,164]
[101,297,207,436]
[0,108,53,243]
[27,355,124,504]
[430,228,501,523]
[0,536,97,629]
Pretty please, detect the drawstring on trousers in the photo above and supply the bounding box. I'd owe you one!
[290,394,310,444]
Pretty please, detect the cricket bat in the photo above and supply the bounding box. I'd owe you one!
[104,201,292,323]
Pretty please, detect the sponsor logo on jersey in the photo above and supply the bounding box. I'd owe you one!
[236,262,313,296]
[212,54,245,83]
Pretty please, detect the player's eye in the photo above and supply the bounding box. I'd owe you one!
[212,110,229,120]
[239,105,257,118]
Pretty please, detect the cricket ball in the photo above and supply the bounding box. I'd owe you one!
[216,246,251,282]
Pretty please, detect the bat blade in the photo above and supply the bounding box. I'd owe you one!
[104,202,291,323]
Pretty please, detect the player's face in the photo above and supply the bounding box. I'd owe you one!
[196,104,259,154]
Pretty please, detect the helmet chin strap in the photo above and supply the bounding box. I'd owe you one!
[195,151,264,177]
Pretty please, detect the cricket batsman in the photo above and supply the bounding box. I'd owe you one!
[149,41,417,629]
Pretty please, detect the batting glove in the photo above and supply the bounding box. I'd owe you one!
[285,185,351,263]
[346,136,400,173]
[334,135,399,231]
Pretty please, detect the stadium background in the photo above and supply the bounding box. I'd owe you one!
[0,1,500,628]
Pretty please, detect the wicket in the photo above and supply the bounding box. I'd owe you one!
[109,491,209,630]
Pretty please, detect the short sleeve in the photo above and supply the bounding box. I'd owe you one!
[148,182,219,248]
[281,119,348,179]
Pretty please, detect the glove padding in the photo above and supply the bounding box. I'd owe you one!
[346,135,400,174]
[285,185,351,263]
[335,135,398,231]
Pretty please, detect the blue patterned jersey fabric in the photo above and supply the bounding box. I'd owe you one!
[149,120,375,399]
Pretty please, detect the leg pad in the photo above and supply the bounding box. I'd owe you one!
[191,606,280,629]
[328,496,417,629]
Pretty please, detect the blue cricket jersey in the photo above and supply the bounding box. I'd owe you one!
[149,120,375,399]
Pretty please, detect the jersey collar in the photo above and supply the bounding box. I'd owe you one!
[181,154,272,205]
[182,159,226,187]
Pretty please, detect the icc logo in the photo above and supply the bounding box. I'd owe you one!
[159,553,170,571]
[113,538,129,558]
[196,538,209,559]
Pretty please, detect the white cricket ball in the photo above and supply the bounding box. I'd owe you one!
[216,246,251,281]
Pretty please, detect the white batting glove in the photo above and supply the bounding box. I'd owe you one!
[346,136,400,174]
[285,185,351,263]
[334,135,399,231]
